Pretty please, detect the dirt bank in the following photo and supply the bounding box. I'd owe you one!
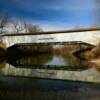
[0,42,7,57]
[73,46,96,60]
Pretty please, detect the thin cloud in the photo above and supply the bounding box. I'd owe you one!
[0,0,99,30]
[7,0,95,13]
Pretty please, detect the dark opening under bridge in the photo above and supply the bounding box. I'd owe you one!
[7,41,95,58]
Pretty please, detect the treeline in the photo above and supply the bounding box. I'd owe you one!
[0,13,54,56]
[0,13,42,35]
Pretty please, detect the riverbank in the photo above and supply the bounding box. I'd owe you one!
[74,45,100,60]
[74,45,100,70]
[0,42,6,57]
[74,46,97,60]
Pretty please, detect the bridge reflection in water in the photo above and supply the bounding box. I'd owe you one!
[0,42,100,83]
[0,28,100,99]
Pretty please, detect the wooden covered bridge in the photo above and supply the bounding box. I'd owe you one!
[0,27,100,49]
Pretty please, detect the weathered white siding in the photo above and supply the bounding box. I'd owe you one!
[2,30,100,47]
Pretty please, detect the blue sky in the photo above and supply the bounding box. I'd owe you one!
[0,0,99,30]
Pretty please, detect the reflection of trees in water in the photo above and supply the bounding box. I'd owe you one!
[87,59,100,71]
[7,44,89,70]
[54,45,89,69]
[8,53,53,67]
[1,44,93,71]
[7,45,53,66]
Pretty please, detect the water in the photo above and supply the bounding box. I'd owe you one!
[0,44,100,99]
[0,76,100,99]
[45,56,66,66]
[0,44,100,83]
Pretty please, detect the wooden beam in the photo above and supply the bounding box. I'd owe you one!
[2,27,100,37]
[14,41,94,46]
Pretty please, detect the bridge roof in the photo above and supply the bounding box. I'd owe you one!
[2,27,100,37]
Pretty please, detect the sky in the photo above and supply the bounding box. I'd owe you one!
[0,0,99,31]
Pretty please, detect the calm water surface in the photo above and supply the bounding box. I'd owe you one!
[0,45,100,83]
[0,45,100,99]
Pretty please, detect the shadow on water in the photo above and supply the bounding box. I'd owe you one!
[0,76,81,92]
[0,76,100,92]
[0,76,100,99]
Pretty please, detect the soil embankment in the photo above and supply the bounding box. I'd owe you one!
[74,46,100,60]
[74,45,100,70]
[0,42,6,57]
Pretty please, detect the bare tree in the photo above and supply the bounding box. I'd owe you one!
[12,18,26,33]
[25,23,43,33]
[12,19,42,33]
[0,14,10,34]
[0,14,43,34]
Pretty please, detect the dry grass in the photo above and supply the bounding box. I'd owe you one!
[78,46,100,60]
[0,42,6,50]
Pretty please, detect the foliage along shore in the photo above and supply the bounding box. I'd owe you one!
[74,46,100,60]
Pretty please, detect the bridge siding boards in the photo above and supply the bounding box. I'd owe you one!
[1,27,100,47]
